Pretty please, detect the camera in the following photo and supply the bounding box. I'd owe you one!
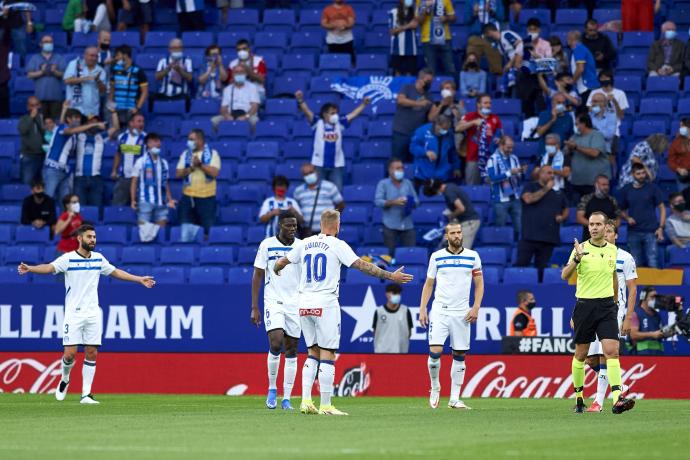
[651,294,683,312]
[641,288,689,341]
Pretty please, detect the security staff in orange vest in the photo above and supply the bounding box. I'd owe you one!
[510,290,538,336]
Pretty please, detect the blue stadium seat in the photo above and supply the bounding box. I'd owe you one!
[616,75,642,95]
[143,31,177,50]
[180,120,214,137]
[147,119,177,139]
[228,184,264,203]
[338,226,361,246]
[669,247,690,266]
[592,8,620,23]
[153,100,186,116]
[678,98,690,118]
[347,268,381,284]
[5,246,40,264]
[281,53,316,73]
[236,247,258,265]
[555,9,587,28]
[461,185,491,203]
[341,206,369,224]
[480,227,514,245]
[0,205,20,223]
[319,54,351,72]
[247,226,266,244]
[190,266,225,284]
[632,120,667,138]
[542,267,566,284]
[135,54,163,71]
[411,206,444,225]
[355,54,388,74]
[639,98,673,119]
[160,246,195,265]
[482,266,500,284]
[97,245,120,264]
[199,246,234,265]
[350,163,384,184]
[359,141,392,160]
[645,76,680,100]
[265,99,299,121]
[395,247,428,265]
[72,32,98,50]
[0,119,17,136]
[103,206,136,224]
[263,9,296,33]
[368,120,393,140]
[227,266,253,285]
[275,161,303,181]
[217,121,252,140]
[1,183,30,202]
[152,266,186,284]
[130,226,165,244]
[290,31,324,51]
[492,98,522,117]
[621,32,654,53]
[228,9,260,26]
[255,32,289,52]
[217,31,254,47]
[15,225,49,243]
[98,225,128,245]
[364,32,389,52]
[559,226,581,244]
[291,122,313,141]
[272,76,308,99]
[476,246,508,266]
[215,141,244,161]
[219,205,254,224]
[342,185,375,203]
[245,141,281,160]
[0,266,26,283]
[617,54,647,76]
[111,31,140,49]
[513,142,539,161]
[283,141,311,160]
[298,9,322,27]
[503,267,538,284]
[254,122,289,140]
[121,246,157,265]
[209,226,244,244]
[190,99,221,117]
[181,31,214,49]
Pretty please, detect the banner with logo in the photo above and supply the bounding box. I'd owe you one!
[330,76,415,106]
[2,353,688,399]
[0,283,688,354]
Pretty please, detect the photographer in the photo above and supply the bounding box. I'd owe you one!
[630,287,665,355]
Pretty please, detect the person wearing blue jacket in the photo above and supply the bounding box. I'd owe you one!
[410,115,460,189]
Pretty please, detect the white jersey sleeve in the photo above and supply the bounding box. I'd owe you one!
[622,252,637,281]
[426,253,437,280]
[473,252,483,274]
[286,240,304,264]
[334,239,359,267]
[51,252,71,274]
[100,254,116,276]
[253,239,268,269]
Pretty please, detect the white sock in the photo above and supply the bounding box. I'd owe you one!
[595,367,608,407]
[302,356,319,401]
[450,357,466,402]
[61,357,74,382]
[428,353,441,390]
[318,360,335,407]
[82,360,96,396]
[283,356,297,401]
[267,351,281,390]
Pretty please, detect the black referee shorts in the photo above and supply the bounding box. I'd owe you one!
[572,297,619,344]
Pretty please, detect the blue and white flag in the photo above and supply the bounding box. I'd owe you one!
[330,76,415,111]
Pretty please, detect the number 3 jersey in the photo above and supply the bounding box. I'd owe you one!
[253,236,302,309]
[51,251,116,318]
[287,234,359,308]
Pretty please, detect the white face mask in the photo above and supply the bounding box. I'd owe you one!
[234,74,247,84]
[237,50,249,60]
[389,294,401,305]
[187,140,196,151]
[130,128,139,136]
[403,0,414,7]
[545,145,557,154]
[71,202,81,214]
[393,170,404,181]
[591,105,602,115]
[573,126,581,135]
[441,88,454,99]
[304,172,318,185]
[680,126,689,137]
[528,32,539,41]
[149,147,161,156]
[328,114,339,125]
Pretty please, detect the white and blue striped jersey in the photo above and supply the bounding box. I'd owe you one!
[44,124,75,172]
[616,248,637,311]
[51,250,116,318]
[427,247,482,315]
[499,30,523,60]
[117,130,146,178]
[389,8,418,56]
[254,236,302,309]
[311,116,349,168]
[258,196,303,238]
[75,132,105,177]
[176,0,203,12]
[132,153,170,206]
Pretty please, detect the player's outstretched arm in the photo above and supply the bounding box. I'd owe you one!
[351,259,413,284]
[418,277,435,328]
[273,256,291,276]
[17,262,55,276]
[110,269,156,288]
[250,268,264,327]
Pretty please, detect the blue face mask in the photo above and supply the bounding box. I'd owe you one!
[186,140,196,151]
[555,104,566,113]
[389,294,401,305]
[480,107,491,116]
[304,172,318,185]
[545,145,557,154]
[393,170,404,181]
[42,43,54,53]
[591,105,602,115]
[234,74,246,84]
[664,30,677,40]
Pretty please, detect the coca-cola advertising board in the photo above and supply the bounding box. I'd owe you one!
[2,353,688,399]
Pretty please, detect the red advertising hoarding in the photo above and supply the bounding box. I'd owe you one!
[1,353,688,399]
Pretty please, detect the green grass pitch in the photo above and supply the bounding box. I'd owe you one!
[1,395,687,460]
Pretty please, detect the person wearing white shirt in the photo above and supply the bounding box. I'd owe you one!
[154,38,193,110]
[533,133,570,192]
[211,66,260,129]
[586,70,628,157]
[64,47,107,118]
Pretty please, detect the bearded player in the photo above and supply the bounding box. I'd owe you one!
[18,224,155,404]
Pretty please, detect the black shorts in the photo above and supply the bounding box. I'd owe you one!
[572,297,618,344]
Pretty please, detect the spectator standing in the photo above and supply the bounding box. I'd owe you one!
[456,94,503,184]
[62,0,83,39]
[26,35,66,120]
[259,175,304,238]
[465,0,503,37]
[212,66,260,129]
[622,0,660,32]
[566,31,599,101]
[18,97,46,185]
[321,0,356,65]
[226,39,267,102]
[83,0,111,33]
[64,47,107,117]
[535,92,574,156]
[410,115,460,188]
[618,134,667,189]
[532,133,570,192]
[486,136,524,239]
[111,112,146,206]
[154,38,193,111]
[586,70,628,158]
[619,163,666,268]
[375,159,419,257]
[518,18,551,117]
[589,92,617,158]
[575,174,620,241]
[465,23,505,75]
[197,45,227,100]
[96,30,113,71]
[423,179,481,249]
[548,36,569,74]
[110,45,148,125]
[295,90,370,192]
[480,24,523,95]
[582,19,616,72]
[293,163,345,236]
[54,193,83,254]
[536,71,581,113]
[389,0,419,76]
[0,21,9,118]
[130,133,175,243]
[647,21,684,77]
[1,0,33,64]
[459,53,487,98]
[417,0,456,75]
[668,119,690,191]
[429,80,465,154]
[517,165,569,281]
[176,0,205,32]
[175,129,221,242]
[373,284,413,354]
[21,180,57,231]
[392,68,434,161]
[665,193,690,248]
[563,114,609,201]
[117,0,153,45]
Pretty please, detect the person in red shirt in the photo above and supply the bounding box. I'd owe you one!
[226,39,267,102]
[54,193,83,254]
[456,94,502,185]
[622,0,660,32]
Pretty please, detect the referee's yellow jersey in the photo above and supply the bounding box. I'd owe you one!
[568,241,617,299]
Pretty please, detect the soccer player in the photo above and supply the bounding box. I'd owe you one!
[17,224,155,404]
[251,210,302,410]
[419,222,484,410]
[561,211,635,414]
[586,220,638,412]
[274,209,413,416]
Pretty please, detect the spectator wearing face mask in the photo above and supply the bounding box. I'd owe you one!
[111,112,146,206]
[563,114,608,202]
[456,93,502,184]
[665,193,690,248]
[375,159,419,257]
[618,134,668,189]
[259,175,304,238]
[576,175,621,241]
[295,90,370,192]
[582,19,616,72]
[486,135,525,239]
[392,68,434,161]
[586,70,628,159]
[198,45,227,100]
[410,115,460,189]
[226,39,267,102]
[109,45,148,125]
[589,92,618,158]
[459,53,486,98]
[509,290,538,337]
[54,193,83,254]
[212,65,260,129]
[417,0,457,76]
[64,47,107,118]
[566,30,599,101]
[668,119,690,192]
[465,0,503,38]
[429,80,465,154]
[648,21,684,77]
[154,38,193,111]
[532,133,570,192]
[536,92,574,156]
[548,36,569,74]
[537,71,581,110]
[21,180,57,232]
[293,163,345,236]
[389,0,419,76]
[619,163,666,268]
[373,284,413,354]
[518,18,552,118]
[27,35,66,120]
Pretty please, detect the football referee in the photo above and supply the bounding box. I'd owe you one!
[561,211,635,414]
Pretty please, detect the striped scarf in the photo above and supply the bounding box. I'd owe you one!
[183,143,213,186]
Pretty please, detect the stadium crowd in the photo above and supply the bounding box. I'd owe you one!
[3,0,690,285]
